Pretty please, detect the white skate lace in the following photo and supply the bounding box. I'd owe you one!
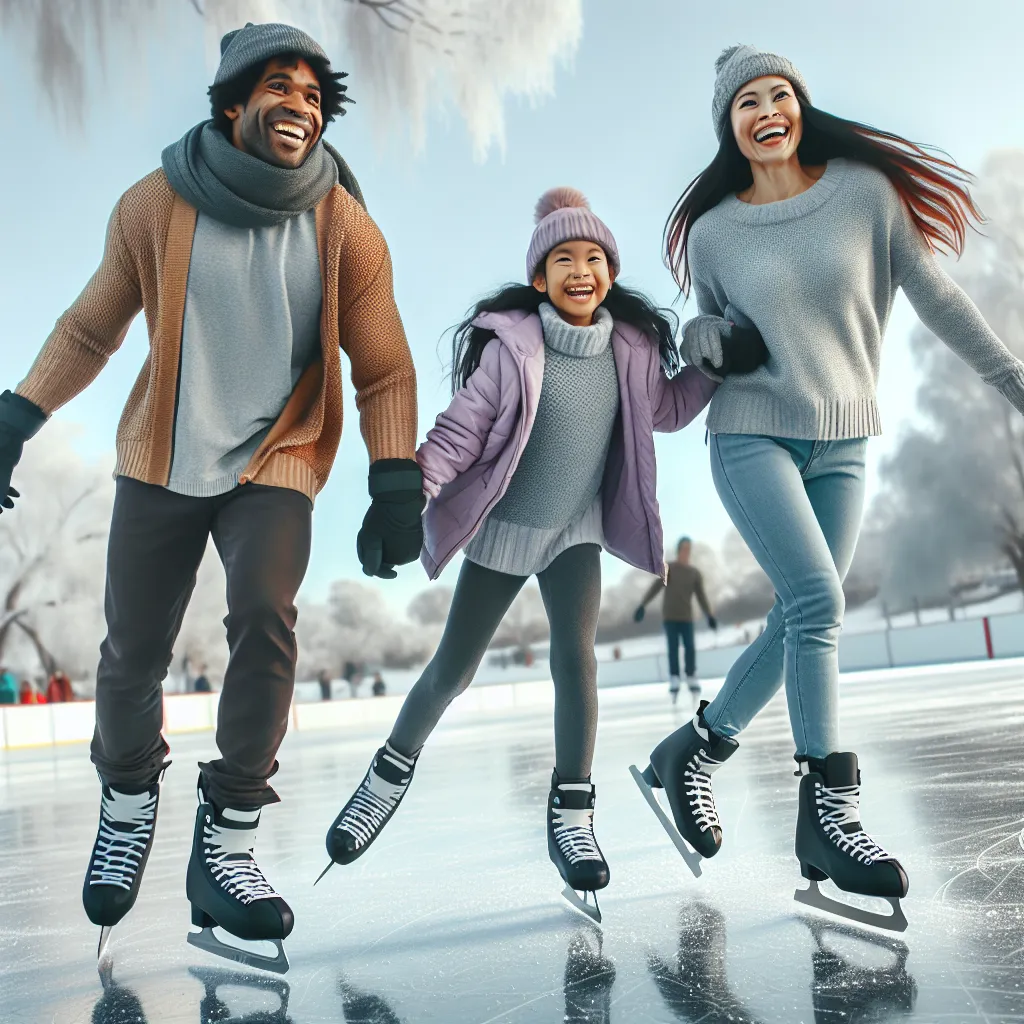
[552,805,602,865]
[816,782,895,864]
[684,751,722,832]
[90,789,157,889]
[203,817,279,904]
[337,766,409,849]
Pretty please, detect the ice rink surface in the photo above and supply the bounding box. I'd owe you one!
[3,660,1024,1023]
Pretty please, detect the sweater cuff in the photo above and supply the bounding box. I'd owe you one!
[988,361,1024,416]
[358,372,418,462]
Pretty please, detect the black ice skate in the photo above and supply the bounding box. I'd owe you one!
[630,700,738,878]
[186,778,294,974]
[794,752,909,932]
[83,772,163,964]
[548,772,610,924]
[317,741,416,882]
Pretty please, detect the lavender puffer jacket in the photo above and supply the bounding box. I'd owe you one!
[417,309,716,580]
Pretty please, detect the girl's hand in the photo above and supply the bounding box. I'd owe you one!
[682,316,728,382]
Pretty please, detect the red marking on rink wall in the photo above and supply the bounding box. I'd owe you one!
[983,616,994,659]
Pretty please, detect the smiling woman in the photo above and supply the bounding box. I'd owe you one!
[638,42,1024,934]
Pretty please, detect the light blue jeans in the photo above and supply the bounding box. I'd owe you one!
[702,434,868,759]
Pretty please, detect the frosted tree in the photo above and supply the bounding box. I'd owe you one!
[0,0,583,158]
[871,150,1024,607]
[0,422,111,678]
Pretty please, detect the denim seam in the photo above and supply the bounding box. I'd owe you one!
[708,438,802,736]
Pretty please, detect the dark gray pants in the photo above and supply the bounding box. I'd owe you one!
[90,477,312,808]
[390,543,602,778]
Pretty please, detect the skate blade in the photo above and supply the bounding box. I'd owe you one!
[629,764,703,878]
[560,885,602,925]
[97,927,115,990]
[314,860,334,886]
[187,926,290,975]
[794,879,908,934]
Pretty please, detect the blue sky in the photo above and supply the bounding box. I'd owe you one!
[1,0,1021,611]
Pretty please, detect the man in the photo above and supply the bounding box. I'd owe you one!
[0,23,423,973]
[635,537,717,705]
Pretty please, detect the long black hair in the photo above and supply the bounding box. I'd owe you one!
[448,282,680,393]
[664,103,981,294]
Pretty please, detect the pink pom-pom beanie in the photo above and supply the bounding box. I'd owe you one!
[526,187,620,282]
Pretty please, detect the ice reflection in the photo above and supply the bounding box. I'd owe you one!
[191,967,292,1023]
[801,917,917,1022]
[91,978,149,1024]
[647,901,764,1023]
[338,974,405,1023]
[563,926,616,1024]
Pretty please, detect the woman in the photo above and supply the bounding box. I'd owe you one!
[634,44,1024,926]
[320,187,766,919]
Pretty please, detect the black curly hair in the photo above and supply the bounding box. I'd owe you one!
[208,53,353,138]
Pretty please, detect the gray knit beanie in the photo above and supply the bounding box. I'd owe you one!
[711,44,811,140]
[526,188,620,282]
[214,22,329,85]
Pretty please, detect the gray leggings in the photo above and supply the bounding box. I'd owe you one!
[389,543,602,778]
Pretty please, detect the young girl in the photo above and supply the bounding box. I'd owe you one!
[319,188,766,918]
[634,45,1024,929]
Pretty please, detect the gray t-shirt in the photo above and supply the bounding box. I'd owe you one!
[688,158,1024,440]
[168,209,323,496]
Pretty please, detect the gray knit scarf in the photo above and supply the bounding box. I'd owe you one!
[161,120,365,228]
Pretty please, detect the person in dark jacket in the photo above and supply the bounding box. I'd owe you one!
[635,537,717,704]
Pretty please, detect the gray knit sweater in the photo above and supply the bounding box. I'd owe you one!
[464,303,619,576]
[688,158,1024,439]
[168,209,323,496]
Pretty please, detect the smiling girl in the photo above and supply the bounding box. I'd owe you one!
[633,45,1024,929]
[318,188,767,918]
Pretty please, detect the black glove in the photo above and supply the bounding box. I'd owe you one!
[712,324,769,376]
[707,614,718,631]
[633,606,645,623]
[0,390,47,513]
[356,459,425,580]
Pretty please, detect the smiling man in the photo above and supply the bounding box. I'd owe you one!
[0,22,423,974]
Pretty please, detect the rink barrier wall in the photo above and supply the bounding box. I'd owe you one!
[2,611,1022,751]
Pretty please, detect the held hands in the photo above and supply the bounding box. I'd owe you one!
[356,459,426,580]
[633,605,645,623]
[682,305,769,382]
[0,390,47,513]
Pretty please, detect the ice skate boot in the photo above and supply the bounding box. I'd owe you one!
[548,772,609,924]
[794,752,909,932]
[630,700,738,877]
[318,741,416,882]
[668,675,681,705]
[83,771,163,965]
[186,778,293,974]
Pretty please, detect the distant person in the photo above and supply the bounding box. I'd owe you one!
[318,669,333,701]
[46,671,75,703]
[371,673,386,697]
[0,668,19,705]
[342,660,361,699]
[193,669,212,694]
[635,536,717,704]
[19,679,42,704]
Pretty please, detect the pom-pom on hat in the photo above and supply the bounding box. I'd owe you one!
[711,44,811,141]
[526,187,620,282]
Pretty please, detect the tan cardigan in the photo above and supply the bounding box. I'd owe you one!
[17,170,417,502]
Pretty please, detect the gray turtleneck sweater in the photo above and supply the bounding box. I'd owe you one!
[464,303,620,576]
[688,158,1024,439]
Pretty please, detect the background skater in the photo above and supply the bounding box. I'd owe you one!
[634,535,718,705]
